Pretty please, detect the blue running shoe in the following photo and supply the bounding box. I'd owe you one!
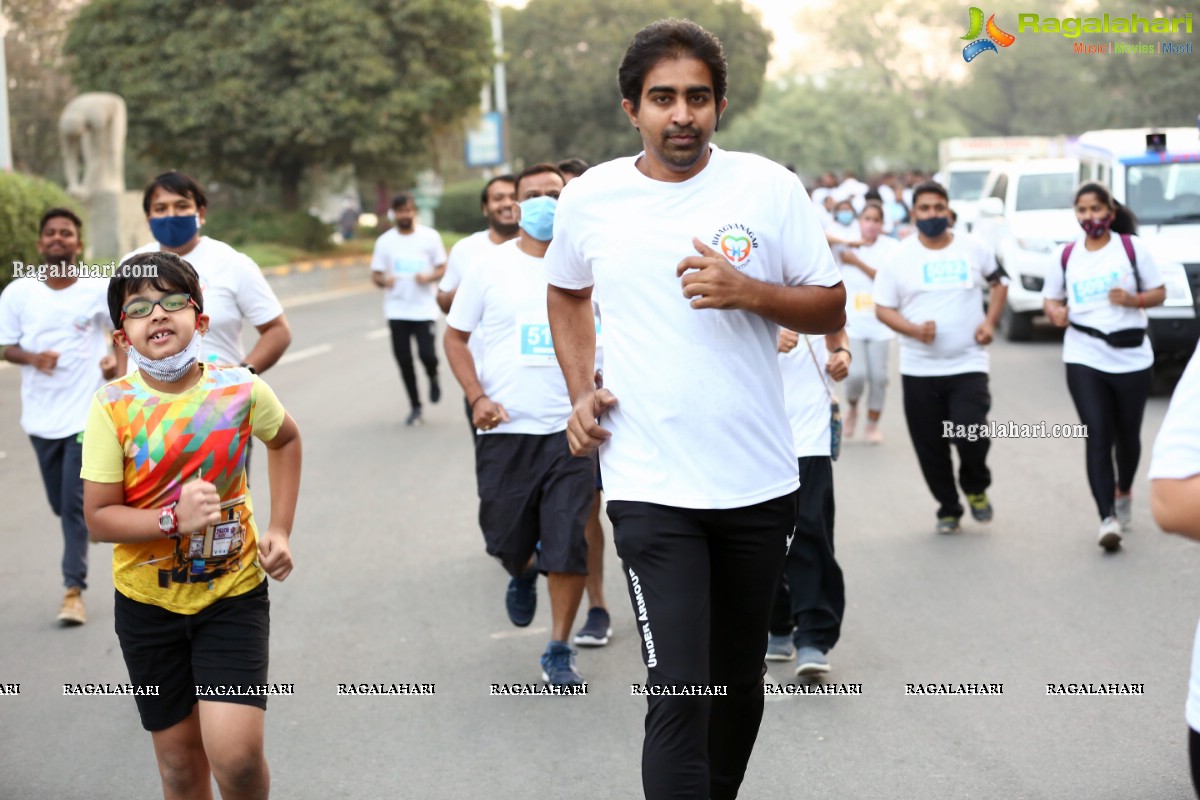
[541,641,584,686]
[573,607,612,647]
[505,566,537,627]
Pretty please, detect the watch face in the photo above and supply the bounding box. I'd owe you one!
[159,511,173,532]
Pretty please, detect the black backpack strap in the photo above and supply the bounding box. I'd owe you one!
[1120,233,1141,292]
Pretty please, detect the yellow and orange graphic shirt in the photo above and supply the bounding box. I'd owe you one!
[81,365,285,614]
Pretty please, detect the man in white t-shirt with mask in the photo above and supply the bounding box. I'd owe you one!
[124,172,292,375]
[874,181,1008,534]
[444,163,593,687]
[1,208,120,625]
[372,193,447,427]
[544,20,845,800]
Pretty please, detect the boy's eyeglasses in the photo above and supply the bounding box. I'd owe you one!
[121,293,197,321]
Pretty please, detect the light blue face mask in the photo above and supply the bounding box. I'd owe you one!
[835,210,855,226]
[518,196,557,241]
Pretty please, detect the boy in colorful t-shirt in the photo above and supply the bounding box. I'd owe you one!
[82,252,302,799]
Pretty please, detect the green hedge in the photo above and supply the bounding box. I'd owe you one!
[0,173,80,291]
[435,180,487,234]
[203,209,334,254]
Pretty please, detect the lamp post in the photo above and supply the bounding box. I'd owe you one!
[0,0,13,171]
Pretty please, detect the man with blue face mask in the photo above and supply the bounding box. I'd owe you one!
[874,182,1009,534]
[123,172,292,376]
[444,163,594,686]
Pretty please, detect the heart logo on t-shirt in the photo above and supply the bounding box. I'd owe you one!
[721,235,752,264]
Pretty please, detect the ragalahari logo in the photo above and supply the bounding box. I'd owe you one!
[961,7,1016,62]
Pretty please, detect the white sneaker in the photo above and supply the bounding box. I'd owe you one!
[1098,517,1122,551]
[1114,495,1132,531]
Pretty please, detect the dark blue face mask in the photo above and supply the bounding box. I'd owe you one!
[150,214,200,248]
[916,216,949,238]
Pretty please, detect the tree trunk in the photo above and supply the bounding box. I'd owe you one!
[279,162,304,211]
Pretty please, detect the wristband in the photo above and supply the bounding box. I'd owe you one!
[469,394,487,408]
[1137,293,1144,309]
[240,362,257,374]
[832,346,852,362]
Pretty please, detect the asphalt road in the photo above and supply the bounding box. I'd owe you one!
[1,268,1197,799]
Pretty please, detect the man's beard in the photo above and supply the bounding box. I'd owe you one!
[491,220,520,237]
[396,219,414,232]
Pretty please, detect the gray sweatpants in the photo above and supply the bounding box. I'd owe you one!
[845,337,891,413]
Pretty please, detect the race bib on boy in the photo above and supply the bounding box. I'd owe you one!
[853,292,874,312]
[921,259,973,290]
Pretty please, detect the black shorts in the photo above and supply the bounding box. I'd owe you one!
[114,580,270,732]
[475,431,593,577]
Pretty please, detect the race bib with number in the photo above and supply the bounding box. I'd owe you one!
[517,315,557,367]
[1070,270,1121,309]
[921,259,973,290]
[392,257,426,275]
[853,292,874,312]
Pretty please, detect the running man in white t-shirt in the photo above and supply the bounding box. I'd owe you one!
[444,164,594,686]
[1043,182,1165,551]
[0,208,120,625]
[436,175,519,430]
[544,20,846,800]
[125,172,292,374]
[874,181,1008,535]
[371,193,448,427]
[1149,345,1200,795]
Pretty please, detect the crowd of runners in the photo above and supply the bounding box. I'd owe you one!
[5,17,1200,800]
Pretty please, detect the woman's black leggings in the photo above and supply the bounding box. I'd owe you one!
[1189,727,1200,798]
[1065,363,1153,520]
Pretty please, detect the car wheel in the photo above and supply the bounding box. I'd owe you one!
[1002,303,1034,342]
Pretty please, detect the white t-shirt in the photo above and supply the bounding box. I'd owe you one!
[843,237,898,342]
[779,336,833,458]
[544,146,843,509]
[370,226,447,321]
[1042,235,1162,373]
[0,277,112,438]
[1147,346,1200,729]
[124,236,284,367]
[446,240,570,436]
[873,233,999,377]
[438,230,504,295]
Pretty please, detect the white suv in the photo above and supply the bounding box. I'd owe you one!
[972,159,1080,341]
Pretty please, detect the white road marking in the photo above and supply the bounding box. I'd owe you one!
[276,343,334,366]
[489,626,549,640]
[280,284,373,309]
[365,328,390,340]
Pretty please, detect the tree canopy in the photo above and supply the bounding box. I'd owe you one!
[501,0,772,166]
[64,0,492,208]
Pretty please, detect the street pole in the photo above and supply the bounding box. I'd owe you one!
[0,0,14,171]
[490,1,510,174]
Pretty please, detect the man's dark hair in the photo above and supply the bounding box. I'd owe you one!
[108,252,204,329]
[515,163,565,196]
[557,158,589,178]
[39,207,83,237]
[480,175,515,206]
[618,19,727,116]
[391,193,415,210]
[141,171,207,214]
[911,181,949,208]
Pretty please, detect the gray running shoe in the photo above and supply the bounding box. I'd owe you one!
[404,407,423,427]
[1098,516,1122,551]
[795,646,831,677]
[766,634,796,662]
[936,517,961,535]
[1114,495,1132,531]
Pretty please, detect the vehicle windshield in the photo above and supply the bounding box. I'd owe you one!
[1014,172,1076,211]
[948,170,992,201]
[1124,161,1200,224]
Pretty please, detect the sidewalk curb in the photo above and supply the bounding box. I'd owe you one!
[265,253,370,277]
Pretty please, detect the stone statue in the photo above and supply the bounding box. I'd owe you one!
[59,92,127,199]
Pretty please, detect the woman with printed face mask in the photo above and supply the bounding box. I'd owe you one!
[1042,181,1166,552]
[838,201,898,443]
[122,172,292,375]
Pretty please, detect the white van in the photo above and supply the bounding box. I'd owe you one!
[942,159,1012,232]
[971,159,1080,340]
[1076,127,1199,360]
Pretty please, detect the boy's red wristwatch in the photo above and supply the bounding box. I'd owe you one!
[158,504,178,537]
